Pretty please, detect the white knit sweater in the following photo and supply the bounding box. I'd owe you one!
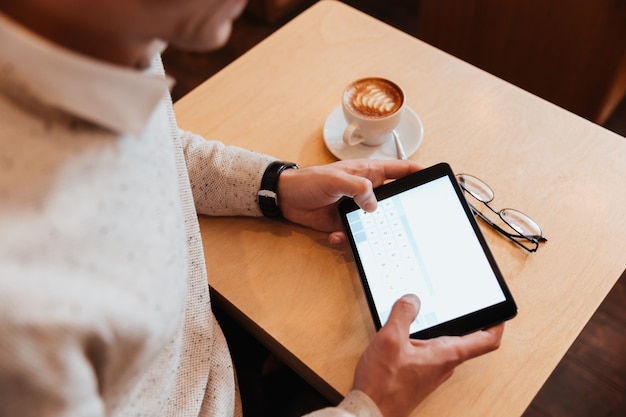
[0,13,381,417]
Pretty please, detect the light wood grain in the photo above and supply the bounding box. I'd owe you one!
[174,2,626,416]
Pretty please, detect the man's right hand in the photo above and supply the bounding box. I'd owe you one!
[352,294,505,417]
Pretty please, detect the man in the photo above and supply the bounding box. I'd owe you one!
[0,1,504,416]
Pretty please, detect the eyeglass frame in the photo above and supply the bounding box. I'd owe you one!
[456,174,547,253]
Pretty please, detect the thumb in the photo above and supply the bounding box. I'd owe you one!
[340,175,377,212]
[383,294,421,336]
[353,188,377,212]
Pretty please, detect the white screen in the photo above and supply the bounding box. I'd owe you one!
[346,176,505,334]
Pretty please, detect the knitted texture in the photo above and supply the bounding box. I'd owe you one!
[0,53,269,416]
[0,18,381,417]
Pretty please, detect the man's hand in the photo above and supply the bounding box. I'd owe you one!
[277,159,421,244]
[353,295,504,417]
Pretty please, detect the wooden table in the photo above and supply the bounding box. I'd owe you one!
[174,2,626,416]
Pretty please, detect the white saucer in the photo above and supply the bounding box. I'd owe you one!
[323,105,424,160]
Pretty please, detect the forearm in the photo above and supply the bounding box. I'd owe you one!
[179,130,276,216]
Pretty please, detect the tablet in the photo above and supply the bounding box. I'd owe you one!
[339,162,517,339]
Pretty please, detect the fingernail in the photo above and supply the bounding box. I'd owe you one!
[402,293,420,307]
[364,198,377,212]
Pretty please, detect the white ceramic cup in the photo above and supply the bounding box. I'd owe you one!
[342,77,405,147]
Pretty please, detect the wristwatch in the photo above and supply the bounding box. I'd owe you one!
[258,161,299,217]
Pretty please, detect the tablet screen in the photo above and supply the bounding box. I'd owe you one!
[340,163,516,338]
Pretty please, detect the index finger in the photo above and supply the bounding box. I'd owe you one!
[339,159,422,187]
[431,323,505,363]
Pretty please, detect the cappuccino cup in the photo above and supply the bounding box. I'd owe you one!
[342,77,405,147]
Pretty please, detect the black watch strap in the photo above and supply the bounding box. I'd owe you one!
[258,161,299,217]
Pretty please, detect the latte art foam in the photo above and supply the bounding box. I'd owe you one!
[344,78,403,119]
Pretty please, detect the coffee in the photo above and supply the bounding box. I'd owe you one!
[341,77,406,147]
[344,78,404,119]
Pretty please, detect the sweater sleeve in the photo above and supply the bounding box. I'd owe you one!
[303,390,383,417]
[178,129,276,217]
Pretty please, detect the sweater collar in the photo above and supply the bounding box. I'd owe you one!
[0,13,172,136]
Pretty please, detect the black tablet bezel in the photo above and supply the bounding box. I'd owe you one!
[338,162,517,339]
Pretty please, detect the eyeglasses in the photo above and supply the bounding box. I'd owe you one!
[456,174,547,252]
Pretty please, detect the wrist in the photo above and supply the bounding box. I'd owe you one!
[257,161,299,217]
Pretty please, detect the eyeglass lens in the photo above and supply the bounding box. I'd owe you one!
[499,208,542,239]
